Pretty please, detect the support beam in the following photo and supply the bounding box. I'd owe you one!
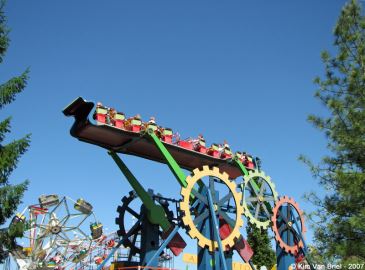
[147,130,187,187]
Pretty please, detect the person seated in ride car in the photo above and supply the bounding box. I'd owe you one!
[148,116,156,125]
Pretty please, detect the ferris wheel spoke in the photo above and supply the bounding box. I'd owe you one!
[74,213,90,228]
[259,181,266,196]
[264,196,275,202]
[254,203,261,219]
[278,223,286,234]
[56,233,70,244]
[246,196,259,202]
[261,202,271,218]
[209,177,216,198]
[218,210,235,228]
[193,209,209,226]
[126,207,140,219]
[217,192,233,206]
[59,231,71,242]
[278,208,289,224]
[191,188,208,205]
[59,214,71,227]
[248,180,259,196]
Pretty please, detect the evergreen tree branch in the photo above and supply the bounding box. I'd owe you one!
[0,134,30,185]
[0,69,29,109]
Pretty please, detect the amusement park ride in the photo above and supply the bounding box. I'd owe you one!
[8,96,313,270]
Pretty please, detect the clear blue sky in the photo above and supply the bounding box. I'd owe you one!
[1,0,354,268]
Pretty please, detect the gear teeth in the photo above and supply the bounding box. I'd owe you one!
[185,175,191,184]
[192,168,200,176]
[179,166,244,252]
[117,205,123,213]
[182,215,190,225]
[222,171,229,180]
[180,187,190,198]
[271,195,306,255]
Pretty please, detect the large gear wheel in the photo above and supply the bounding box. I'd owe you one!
[241,170,278,229]
[271,196,307,255]
[115,190,173,256]
[180,166,243,252]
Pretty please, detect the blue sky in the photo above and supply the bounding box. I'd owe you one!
[1,0,354,268]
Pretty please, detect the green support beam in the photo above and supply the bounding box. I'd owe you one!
[108,151,171,231]
[147,130,187,188]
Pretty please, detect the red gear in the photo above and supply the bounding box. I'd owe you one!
[271,196,306,255]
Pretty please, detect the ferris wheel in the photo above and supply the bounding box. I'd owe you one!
[9,194,103,270]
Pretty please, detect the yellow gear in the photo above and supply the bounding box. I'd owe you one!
[180,166,244,252]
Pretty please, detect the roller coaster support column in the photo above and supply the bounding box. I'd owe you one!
[207,188,228,270]
[195,187,224,270]
[109,151,170,230]
[108,151,186,257]
[145,225,180,268]
[276,206,295,270]
[140,204,160,266]
[290,209,315,270]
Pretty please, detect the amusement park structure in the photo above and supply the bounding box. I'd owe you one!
[60,97,312,270]
[7,194,172,270]
[6,95,312,270]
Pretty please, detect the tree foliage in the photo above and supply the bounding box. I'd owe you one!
[0,0,30,263]
[246,224,276,268]
[301,0,365,263]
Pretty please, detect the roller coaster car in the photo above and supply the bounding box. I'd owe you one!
[242,154,255,169]
[10,213,26,226]
[74,198,93,214]
[114,112,125,128]
[93,106,108,125]
[90,222,103,239]
[39,194,59,208]
[235,152,244,162]
[143,122,158,133]
[177,140,193,150]
[159,128,173,143]
[194,139,206,154]
[124,117,142,132]
[207,143,220,158]
[220,147,233,159]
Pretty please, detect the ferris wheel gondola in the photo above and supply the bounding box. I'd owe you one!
[9,195,102,270]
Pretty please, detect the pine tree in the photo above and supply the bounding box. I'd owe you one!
[301,0,365,263]
[246,224,276,268]
[0,0,30,263]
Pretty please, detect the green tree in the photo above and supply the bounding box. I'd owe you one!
[0,0,30,263]
[301,0,365,263]
[246,224,276,268]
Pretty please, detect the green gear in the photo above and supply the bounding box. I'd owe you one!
[241,170,278,229]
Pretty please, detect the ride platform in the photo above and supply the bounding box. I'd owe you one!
[63,97,246,179]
